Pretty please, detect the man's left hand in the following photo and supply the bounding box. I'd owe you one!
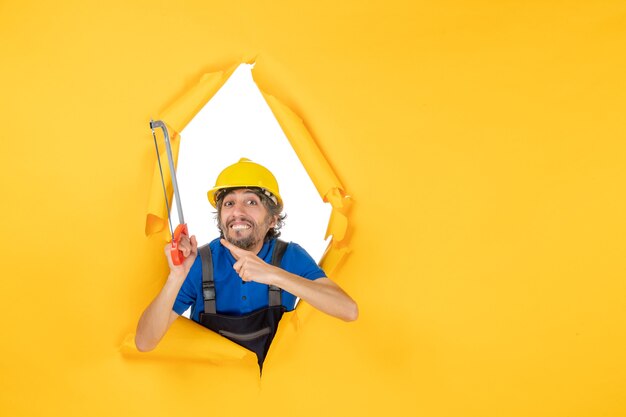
[220,239,279,286]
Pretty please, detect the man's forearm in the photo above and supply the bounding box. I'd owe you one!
[272,271,358,322]
[135,273,184,351]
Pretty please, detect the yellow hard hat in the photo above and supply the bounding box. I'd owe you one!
[207,158,282,208]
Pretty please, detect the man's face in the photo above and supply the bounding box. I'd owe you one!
[218,189,277,252]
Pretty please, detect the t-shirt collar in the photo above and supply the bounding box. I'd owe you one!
[256,239,272,260]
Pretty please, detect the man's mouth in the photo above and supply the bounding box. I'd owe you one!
[227,219,253,231]
[230,223,251,230]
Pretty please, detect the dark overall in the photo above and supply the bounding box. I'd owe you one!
[197,240,288,372]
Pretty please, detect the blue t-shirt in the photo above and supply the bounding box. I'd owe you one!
[173,238,326,321]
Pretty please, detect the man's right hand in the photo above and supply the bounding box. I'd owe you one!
[165,234,198,279]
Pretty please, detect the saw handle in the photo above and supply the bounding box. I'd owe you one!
[170,223,189,266]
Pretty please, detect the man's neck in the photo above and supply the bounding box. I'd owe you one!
[250,240,265,255]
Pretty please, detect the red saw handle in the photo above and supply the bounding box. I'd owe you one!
[170,223,189,266]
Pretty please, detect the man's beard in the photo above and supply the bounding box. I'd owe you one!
[225,232,257,251]
[219,215,273,251]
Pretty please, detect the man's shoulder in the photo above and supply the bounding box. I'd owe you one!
[193,239,220,265]
[277,240,319,266]
[203,237,224,255]
[280,240,307,257]
[278,240,326,279]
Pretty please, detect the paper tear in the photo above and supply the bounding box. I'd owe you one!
[120,317,254,364]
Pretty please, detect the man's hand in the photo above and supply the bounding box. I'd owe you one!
[220,238,278,285]
[166,234,198,280]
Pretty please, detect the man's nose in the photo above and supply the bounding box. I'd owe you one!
[231,200,247,216]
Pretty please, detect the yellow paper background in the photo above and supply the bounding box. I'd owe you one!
[1,2,625,417]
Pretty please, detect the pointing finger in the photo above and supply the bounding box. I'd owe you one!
[220,238,248,258]
[233,258,243,273]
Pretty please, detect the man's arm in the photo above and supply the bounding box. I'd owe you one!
[135,235,198,352]
[221,239,358,322]
[273,275,358,322]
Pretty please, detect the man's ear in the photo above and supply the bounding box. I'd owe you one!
[270,215,278,228]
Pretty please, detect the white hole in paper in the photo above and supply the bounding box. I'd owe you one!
[171,64,331,266]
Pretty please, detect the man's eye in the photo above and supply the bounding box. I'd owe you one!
[246,200,257,206]
[224,201,234,207]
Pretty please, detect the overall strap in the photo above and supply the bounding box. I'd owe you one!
[269,239,288,307]
[199,244,216,314]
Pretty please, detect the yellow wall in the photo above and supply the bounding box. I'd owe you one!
[1,1,625,416]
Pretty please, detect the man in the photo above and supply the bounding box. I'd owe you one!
[135,158,358,367]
